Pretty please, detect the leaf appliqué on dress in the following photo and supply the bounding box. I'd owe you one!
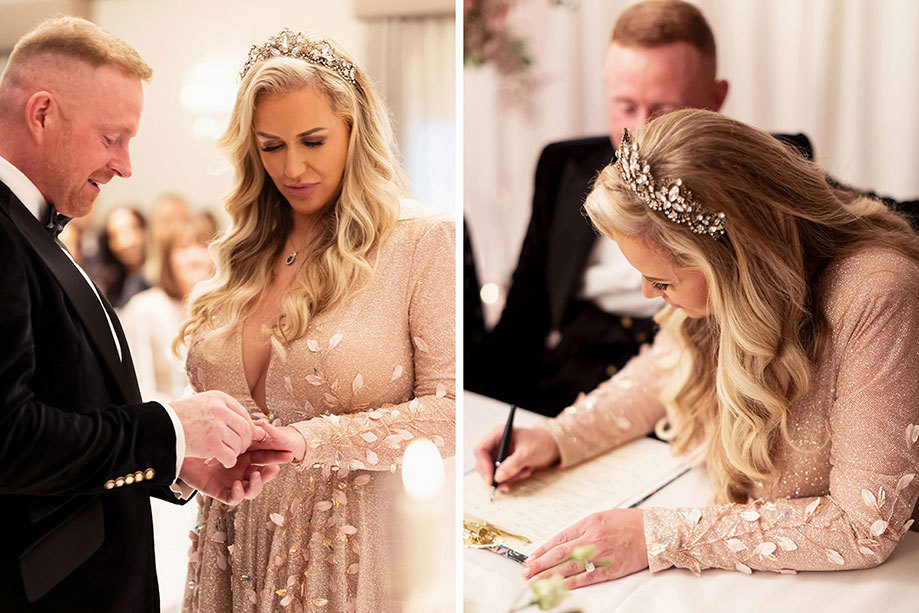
[825,549,845,565]
[726,538,746,552]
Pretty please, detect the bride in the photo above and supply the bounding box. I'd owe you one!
[179,29,455,612]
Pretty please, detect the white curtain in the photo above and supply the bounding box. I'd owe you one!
[364,15,456,212]
[465,0,919,324]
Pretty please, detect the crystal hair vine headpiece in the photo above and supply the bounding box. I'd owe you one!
[239,28,357,84]
[616,128,726,238]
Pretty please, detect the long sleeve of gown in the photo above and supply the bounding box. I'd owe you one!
[644,257,919,575]
[289,220,456,472]
[537,331,673,467]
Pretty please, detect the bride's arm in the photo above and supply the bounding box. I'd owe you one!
[285,219,456,472]
[535,328,674,468]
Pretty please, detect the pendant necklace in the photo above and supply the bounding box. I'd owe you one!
[285,239,305,265]
[285,227,313,266]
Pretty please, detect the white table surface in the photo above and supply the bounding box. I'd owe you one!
[463,392,919,613]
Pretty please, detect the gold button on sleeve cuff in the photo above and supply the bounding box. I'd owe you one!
[134,471,144,482]
[144,468,155,481]
[124,475,134,485]
[104,480,115,490]
[115,477,125,487]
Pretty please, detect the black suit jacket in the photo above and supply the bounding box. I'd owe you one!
[472,133,814,414]
[0,180,183,612]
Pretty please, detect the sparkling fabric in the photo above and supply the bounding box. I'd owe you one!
[182,209,455,612]
[539,248,919,576]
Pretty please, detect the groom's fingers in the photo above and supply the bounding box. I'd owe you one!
[246,450,294,465]
[242,471,263,500]
[259,465,281,484]
[217,441,239,469]
[221,406,254,450]
[227,480,245,506]
[220,427,243,460]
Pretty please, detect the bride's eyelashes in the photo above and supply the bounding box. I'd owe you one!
[259,139,326,153]
[650,280,669,291]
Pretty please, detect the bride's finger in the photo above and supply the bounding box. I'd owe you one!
[243,471,263,500]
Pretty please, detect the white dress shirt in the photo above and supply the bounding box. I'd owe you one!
[0,154,185,482]
[578,234,665,318]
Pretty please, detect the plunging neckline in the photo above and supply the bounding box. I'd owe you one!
[236,326,273,415]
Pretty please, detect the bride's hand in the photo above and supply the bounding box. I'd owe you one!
[248,420,307,462]
[522,508,648,589]
[473,425,560,491]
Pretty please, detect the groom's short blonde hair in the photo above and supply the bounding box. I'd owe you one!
[2,16,152,85]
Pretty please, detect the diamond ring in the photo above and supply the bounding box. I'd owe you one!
[584,561,596,574]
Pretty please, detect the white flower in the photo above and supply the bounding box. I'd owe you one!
[528,575,568,611]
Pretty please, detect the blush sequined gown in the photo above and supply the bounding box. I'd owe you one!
[182,205,455,612]
[538,248,919,575]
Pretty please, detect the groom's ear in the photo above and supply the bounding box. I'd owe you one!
[24,91,57,144]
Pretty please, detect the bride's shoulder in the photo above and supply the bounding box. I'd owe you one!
[396,198,452,224]
[389,198,454,243]
[823,246,919,322]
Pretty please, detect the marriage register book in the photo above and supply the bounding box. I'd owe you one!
[464,436,690,560]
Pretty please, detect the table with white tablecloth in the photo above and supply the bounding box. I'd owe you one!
[463,392,919,613]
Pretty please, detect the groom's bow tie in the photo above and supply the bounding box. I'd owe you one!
[45,203,72,239]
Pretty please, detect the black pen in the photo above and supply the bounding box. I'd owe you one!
[491,404,517,502]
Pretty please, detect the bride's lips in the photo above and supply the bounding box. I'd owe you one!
[285,182,319,198]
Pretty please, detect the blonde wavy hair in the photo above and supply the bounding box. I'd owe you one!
[180,35,408,351]
[585,109,919,503]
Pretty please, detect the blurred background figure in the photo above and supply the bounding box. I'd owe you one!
[91,206,151,308]
[120,213,217,402]
[57,213,94,268]
[147,192,191,282]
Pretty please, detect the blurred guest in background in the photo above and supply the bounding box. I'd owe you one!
[92,205,150,307]
[57,212,93,267]
[120,213,217,401]
[147,192,191,282]
[150,192,191,246]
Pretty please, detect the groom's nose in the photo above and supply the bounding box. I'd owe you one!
[108,142,133,179]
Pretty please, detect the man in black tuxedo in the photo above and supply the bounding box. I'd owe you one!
[466,1,729,414]
[0,17,289,612]
[467,1,829,415]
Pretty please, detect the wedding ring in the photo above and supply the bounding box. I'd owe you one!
[584,561,596,574]
[258,430,268,442]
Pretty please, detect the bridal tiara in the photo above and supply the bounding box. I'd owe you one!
[616,128,726,238]
[239,28,357,84]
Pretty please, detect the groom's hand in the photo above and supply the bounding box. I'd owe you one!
[179,450,291,506]
[172,391,257,469]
